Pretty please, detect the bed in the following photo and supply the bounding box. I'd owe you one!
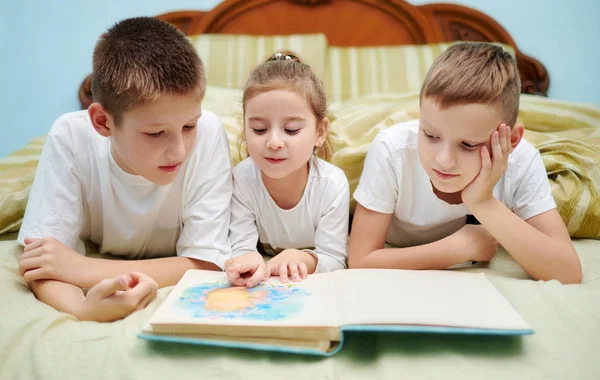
[2,0,600,379]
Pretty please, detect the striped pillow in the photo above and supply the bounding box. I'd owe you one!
[326,42,515,102]
[188,34,328,90]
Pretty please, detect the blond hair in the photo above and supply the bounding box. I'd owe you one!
[420,42,520,126]
[91,17,206,125]
[238,50,333,162]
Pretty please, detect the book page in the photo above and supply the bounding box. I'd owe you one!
[149,270,340,330]
[334,269,530,331]
[141,323,337,353]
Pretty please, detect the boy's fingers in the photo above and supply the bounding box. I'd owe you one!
[20,248,43,260]
[93,276,131,299]
[23,240,44,253]
[490,131,502,161]
[136,288,158,311]
[507,127,514,154]
[499,124,508,153]
[126,280,157,303]
[480,146,492,171]
[19,257,42,276]
[22,268,45,283]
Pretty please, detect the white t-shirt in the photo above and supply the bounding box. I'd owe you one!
[18,110,232,268]
[354,120,556,248]
[229,157,349,273]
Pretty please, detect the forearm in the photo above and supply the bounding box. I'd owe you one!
[350,236,463,270]
[470,198,581,284]
[81,256,220,288]
[30,280,86,318]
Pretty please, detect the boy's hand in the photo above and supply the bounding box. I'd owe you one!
[462,124,513,206]
[267,249,316,283]
[20,237,88,286]
[225,252,267,288]
[451,224,499,263]
[78,272,158,322]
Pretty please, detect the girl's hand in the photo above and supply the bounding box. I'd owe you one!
[224,252,267,288]
[267,249,316,283]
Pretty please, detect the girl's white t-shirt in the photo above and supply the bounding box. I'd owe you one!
[229,157,349,273]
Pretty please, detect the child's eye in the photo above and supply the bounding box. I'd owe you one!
[183,124,196,131]
[146,131,164,137]
[251,128,267,135]
[461,142,480,150]
[285,129,300,135]
[423,131,438,140]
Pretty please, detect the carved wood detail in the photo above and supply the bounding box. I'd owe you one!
[289,0,332,6]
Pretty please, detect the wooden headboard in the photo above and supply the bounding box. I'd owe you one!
[79,0,549,109]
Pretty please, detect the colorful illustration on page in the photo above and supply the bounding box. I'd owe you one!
[173,283,309,321]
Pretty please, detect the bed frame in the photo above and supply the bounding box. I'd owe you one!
[78,0,549,108]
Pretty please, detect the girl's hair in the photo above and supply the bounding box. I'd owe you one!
[237,50,333,162]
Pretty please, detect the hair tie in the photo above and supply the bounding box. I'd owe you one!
[270,53,298,62]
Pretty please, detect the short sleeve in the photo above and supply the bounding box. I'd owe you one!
[511,149,557,220]
[177,115,233,269]
[310,173,349,273]
[353,132,398,214]
[17,118,84,249]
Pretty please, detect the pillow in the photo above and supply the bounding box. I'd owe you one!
[326,42,515,102]
[188,33,328,90]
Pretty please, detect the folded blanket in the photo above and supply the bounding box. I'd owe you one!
[0,136,45,235]
[1,90,599,238]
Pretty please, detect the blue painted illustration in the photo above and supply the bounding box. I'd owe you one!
[173,282,309,321]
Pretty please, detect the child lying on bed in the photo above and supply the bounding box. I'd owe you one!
[348,42,582,284]
[224,51,349,287]
[17,17,232,321]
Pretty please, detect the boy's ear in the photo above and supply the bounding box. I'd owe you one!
[88,103,115,137]
[510,123,525,150]
[316,117,329,148]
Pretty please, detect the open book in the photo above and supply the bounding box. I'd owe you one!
[139,269,532,355]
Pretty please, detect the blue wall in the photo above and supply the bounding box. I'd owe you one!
[1,0,598,158]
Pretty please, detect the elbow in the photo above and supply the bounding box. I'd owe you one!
[562,248,583,285]
[347,258,360,269]
[563,261,583,285]
[538,252,582,285]
[557,270,582,285]
[347,251,372,269]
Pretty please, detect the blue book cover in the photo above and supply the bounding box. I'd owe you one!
[138,269,533,356]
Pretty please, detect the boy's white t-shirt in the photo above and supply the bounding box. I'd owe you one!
[18,110,232,268]
[229,157,349,273]
[354,120,557,248]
